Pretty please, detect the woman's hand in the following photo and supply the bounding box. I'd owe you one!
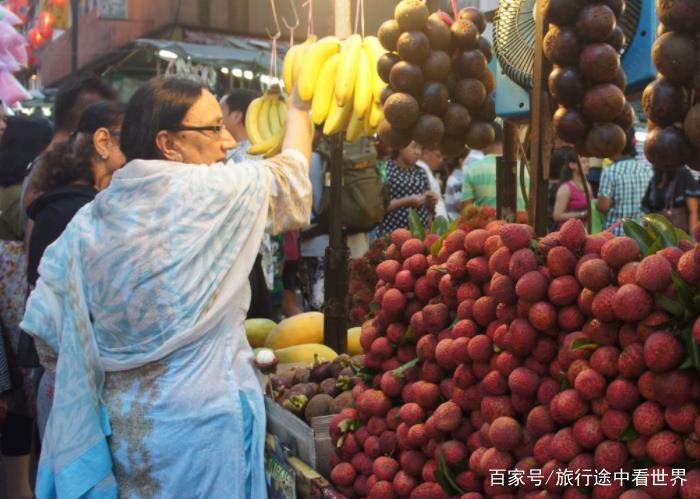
[425,191,439,208]
[282,86,312,162]
[410,194,427,207]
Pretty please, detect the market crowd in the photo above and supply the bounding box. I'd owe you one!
[0,74,694,497]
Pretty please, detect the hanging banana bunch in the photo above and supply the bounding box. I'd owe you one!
[281,33,387,142]
[246,87,287,158]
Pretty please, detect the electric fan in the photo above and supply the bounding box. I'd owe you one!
[493,0,656,119]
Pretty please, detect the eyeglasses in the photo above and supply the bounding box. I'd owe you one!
[169,123,226,136]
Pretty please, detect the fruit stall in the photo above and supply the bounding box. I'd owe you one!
[249,0,700,498]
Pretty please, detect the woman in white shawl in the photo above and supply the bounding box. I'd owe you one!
[20,77,312,498]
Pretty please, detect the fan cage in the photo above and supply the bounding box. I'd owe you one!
[494,0,642,91]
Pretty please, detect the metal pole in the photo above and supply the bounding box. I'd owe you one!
[528,0,553,236]
[323,134,349,353]
[71,0,79,74]
[322,0,352,354]
[497,121,519,223]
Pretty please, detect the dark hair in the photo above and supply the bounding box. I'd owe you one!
[222,89,259,120]
[623,127,637,157]
[121,77,203,161]
[492,121,504,144]
[0,116,53,186]
[36,101,125,192]
[551,146,580,183]
[54,74,118,133]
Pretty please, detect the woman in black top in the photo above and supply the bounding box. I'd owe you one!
[641,165,700,232]
[24,100,125,441]
[378,141,437,236]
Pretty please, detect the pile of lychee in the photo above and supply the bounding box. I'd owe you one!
[643,0,700,170]
[544,0,634,159]
[328,218,700,498]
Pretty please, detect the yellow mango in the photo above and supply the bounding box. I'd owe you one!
[274,343,338,364]
[264,312,324,349]
[244,318,277,348]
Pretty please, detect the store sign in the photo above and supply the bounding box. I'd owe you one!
[97,0,127,20]
[165,59,218,89]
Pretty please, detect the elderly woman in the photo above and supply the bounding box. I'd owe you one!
[20,77,312,498]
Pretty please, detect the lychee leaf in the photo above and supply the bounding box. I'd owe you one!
[647,237,663,256]
[436,451,465,495]
[448,217,461,232]
[571,338,598,351]
[671,271,697,314]
[431,235,445,256]
[657,294,685,318]
[618,425,639,442]
[336,434,345,449]
[622,220,654,255]
[675,227,692,242]
[400,326,415,344]
[392,357,419,378]
[338,418,361,433]
[558,372,571,390]
[644,214,679,248]
[431,216,449,237]
[681,325,700,372]
[628,457,653,469]
[408,208,426,240]
[357,366,379,384]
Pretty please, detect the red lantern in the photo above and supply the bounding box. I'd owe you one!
[49,0,68,7]
[27,27,45,48]
[37,11,55,39]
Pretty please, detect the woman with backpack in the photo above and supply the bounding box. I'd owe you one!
[378,141,437,236]
[642,165,700,232]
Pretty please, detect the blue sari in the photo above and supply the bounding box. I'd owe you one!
[21,151,311,498]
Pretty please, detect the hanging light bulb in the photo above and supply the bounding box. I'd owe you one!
[27,27,46,48]
[37,11,56,40]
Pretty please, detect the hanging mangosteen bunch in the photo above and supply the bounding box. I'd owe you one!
[545,0,634,159]
[375,0,497,158]
[643,0,700,170]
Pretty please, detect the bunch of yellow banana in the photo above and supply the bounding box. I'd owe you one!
[246,88,287,158]
[282,34,386,142]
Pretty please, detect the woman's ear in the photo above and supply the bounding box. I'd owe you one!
[155,130,184,162]
[93,128,111,160]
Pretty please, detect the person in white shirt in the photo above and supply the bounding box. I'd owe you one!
[220,89,259,162]
[416,148,448,220]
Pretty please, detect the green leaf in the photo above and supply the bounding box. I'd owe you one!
[623,220,654,255]
[558,371,571,390]
[629,457,653,469]
[676,227,692,242]
[431,235,445,256]
[448,217,461,233]
[571,338,598,351]
[431,216,449,237]
[392,358,420,378]
[433,469,456,496]
[657,294,685,318]
[408,209,426,240]
[681,325,700,373]
[618,425,639,442]
[644,214,679,248]
[357,366,379,384]
[647,237,663,256]
[338,418,361,433]
[400,326,415,345]
[671,271,697,314]
[436,451,465,496]
[336,434,345,449]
